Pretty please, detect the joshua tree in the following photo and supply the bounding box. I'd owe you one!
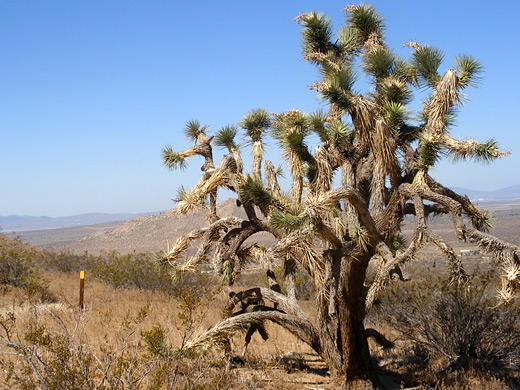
[161,4,520,389]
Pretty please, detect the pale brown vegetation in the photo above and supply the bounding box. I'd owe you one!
[1,233,519,388]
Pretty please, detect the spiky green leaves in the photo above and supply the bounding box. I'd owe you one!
[345,3,385,43]
[392,58,417,84]
[269,206,310,233]
[363,50,414,132]
[381,101,410,131]
[271,110,314,164]
[363,47,394,79]
[272,110,308,134]
[239,175,272,215]
[412,46,444,88]
[361,48,413,132]
[473,138,503,163]
[454,55,483,89]
[283,131,314,163]
[327,120,352,148]
[375,77,412,131]
[350,222,369,251]
[308,112,352,148]
[389,234,406,252]
[472,209,493,233]
[274,164,285,178]
[174,186,207,207]
[308,110,328,142]
[299,12,334,61]
[415,133,444,170]
[320,65,356,110]
[448,138,506,164]
[174,185,190,203]
[184,119,207,142]
[214,125,239,151]
[337,25,360,58]
[162,145,187,170]
[376,78,412,105]
[240,109,271,143]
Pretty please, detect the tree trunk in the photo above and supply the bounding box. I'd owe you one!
[335,258,379,390]
[252,140,263,181]
[284,257,297,301]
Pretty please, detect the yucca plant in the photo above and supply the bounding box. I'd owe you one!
[214,125,243,173]
[161,4,518,389]
[239,108,270,181]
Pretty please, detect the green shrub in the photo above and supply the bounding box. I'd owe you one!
[376,271,520,372]
[43,250,99,273]
[0,245,56,302]
[91,251,175,292]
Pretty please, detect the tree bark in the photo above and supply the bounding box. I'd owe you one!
[252,140,263,181]
[336,257,378,390]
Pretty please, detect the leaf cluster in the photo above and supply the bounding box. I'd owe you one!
[412,45,444,88]
[300,12,334,61]
[415,133,445,170]
[240,109,271,143]
[450,138,501,165]
[320,64,356,110]
[173,186,208,207]
[308,111,353,148]
[472,209,493,233]
[381,100,410,132]
[326,120,353,148]
[345,3,385,43]
[269,206,310,233]
[454,54,483,89]
[308,110,328,142]
[239,175,273,215]
[214,125,239,151]
[363,47,394,80]
[271,111,314,164]
[337,25,361,58]
[376,78,412,106]
[184,119,207,142]
[162,145,187,170]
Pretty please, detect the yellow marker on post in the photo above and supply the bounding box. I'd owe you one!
[79,271,85,310]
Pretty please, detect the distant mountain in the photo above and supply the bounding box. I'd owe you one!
[2,184,519,234]
[450,184,520,202]
[7,196,520,254]
[0,212,158,233]
[52,198,265,254]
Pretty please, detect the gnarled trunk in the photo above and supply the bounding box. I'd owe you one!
[334,257,378,390]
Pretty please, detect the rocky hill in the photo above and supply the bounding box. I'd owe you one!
[0,232,49,258]
[52,199,256,254]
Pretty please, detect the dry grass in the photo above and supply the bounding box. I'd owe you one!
[1,253,519,389]
[0,271,333,389]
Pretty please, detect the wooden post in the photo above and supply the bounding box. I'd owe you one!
[79,271,85,310]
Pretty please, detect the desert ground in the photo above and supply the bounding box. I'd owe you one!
[1,201,520,389]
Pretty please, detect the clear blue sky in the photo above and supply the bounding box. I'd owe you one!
[1,1,519,217]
